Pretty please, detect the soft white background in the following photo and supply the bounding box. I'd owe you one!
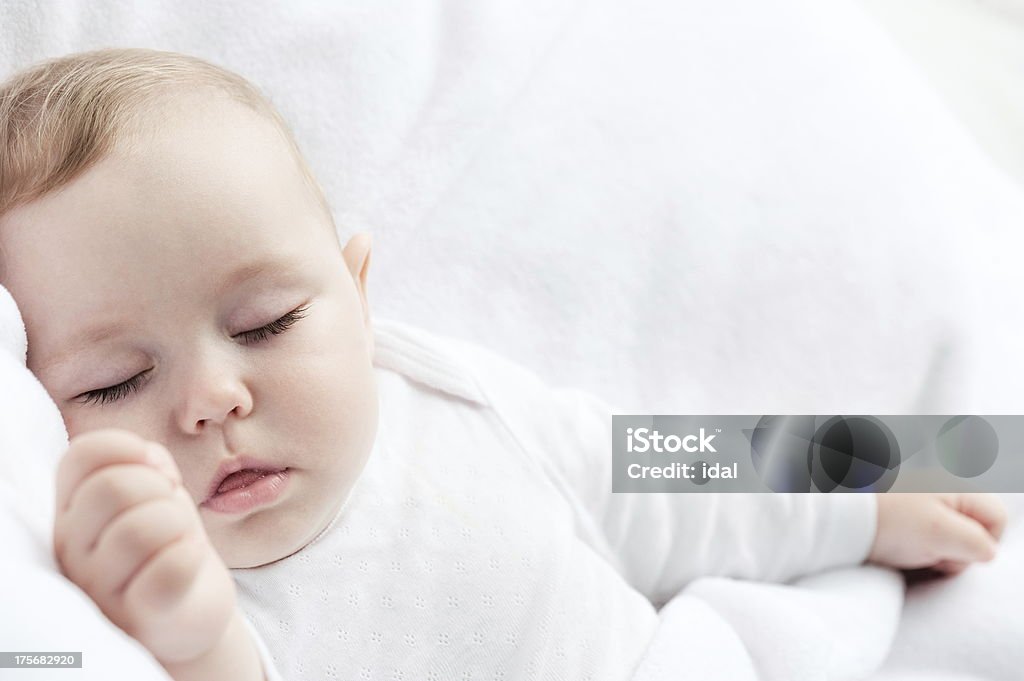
[862,0,1024,190]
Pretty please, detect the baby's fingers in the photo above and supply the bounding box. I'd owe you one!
[56,429,180,515]
[123,530,207,618]
[934,505,999,564]
[932,559,968,576]
[91,495,195,598]
[55,464,176,563]
[954,493,1008,542]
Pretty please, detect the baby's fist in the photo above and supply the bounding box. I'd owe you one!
[53,429,236,666]
[869,493,1008,575]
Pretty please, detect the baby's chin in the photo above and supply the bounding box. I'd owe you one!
[206,472,355,569]
[212,521,315,570]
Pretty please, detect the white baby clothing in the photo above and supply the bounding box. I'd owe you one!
[233,318,877,681]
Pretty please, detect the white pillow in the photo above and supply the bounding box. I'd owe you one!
[0,285,62,545]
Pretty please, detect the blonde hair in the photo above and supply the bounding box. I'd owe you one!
[0,47,332,222]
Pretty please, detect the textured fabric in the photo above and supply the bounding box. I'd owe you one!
[232,319,877,680]
[633,566,904,681]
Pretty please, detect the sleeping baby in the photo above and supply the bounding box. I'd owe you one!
[0,48,1009,681]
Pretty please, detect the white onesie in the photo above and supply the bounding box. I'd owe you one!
[233,318,877,681]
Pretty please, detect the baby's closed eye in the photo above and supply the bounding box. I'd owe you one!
[75,305,310,407]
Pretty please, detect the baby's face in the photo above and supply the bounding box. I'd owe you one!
[0,94,378,568]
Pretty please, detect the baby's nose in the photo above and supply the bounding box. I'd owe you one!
[176,366,252,434]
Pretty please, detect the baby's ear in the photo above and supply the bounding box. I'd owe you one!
[342,232,373,327]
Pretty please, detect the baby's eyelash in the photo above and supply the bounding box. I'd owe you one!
[78,369,151,406]
[76,305,311,407]
[235,304,310,345]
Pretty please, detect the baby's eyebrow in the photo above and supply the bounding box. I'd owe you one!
[35,318,131,377]
[216,258,298,297]
[36,257,306,378]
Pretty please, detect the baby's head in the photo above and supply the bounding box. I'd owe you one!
[0,48,378,568]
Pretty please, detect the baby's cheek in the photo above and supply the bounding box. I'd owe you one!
[291,357,376,461]
[58,407,131,443]
[58,406,87,440]
[290,352,368,412]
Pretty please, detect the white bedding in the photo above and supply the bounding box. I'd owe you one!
[634,512,1024,681]
[861,0,1024,190]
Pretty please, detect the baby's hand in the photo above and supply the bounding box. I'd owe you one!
[52,429,238,668]
[868,493,1008,576]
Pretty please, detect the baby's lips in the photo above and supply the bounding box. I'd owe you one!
[145,442,183,486]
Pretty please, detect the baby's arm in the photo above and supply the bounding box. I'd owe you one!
[459,336,1008,602]
[868,492,1007,576]
[52,429,267,681]
[464,342,877,601]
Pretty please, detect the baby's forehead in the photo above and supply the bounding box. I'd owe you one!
[0,122,327,316]
[110,92,287,168]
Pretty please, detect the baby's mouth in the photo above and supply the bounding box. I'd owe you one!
[203,455,291,504]
[215,469,280,495]
[201,466,292,514]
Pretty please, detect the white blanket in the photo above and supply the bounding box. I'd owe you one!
[0,284,62,544]
[635,509,1024,681]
